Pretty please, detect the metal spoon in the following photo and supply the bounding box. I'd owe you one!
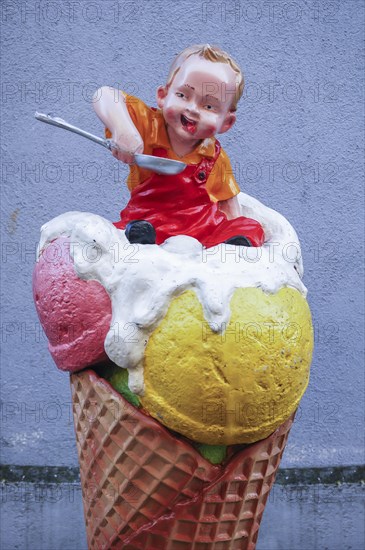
[34,112,187,175]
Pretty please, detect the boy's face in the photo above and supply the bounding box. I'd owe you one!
[156,56,237,147]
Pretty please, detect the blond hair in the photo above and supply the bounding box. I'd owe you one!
[166,44,244,111]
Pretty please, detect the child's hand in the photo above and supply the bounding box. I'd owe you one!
[110,133,144,164]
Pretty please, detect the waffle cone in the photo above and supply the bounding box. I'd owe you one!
[71,369,294,549]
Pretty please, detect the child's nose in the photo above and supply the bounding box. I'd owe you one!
[186,101,199,116]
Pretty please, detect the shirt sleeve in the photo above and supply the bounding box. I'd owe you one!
[104,93,152,144]
[206,146,240,202]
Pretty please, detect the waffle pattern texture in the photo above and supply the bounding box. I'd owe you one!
[71,370,293,549]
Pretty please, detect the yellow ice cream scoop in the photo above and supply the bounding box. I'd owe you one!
[140,287,313,445]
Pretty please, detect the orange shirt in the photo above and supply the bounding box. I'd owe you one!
[105,94,240,202]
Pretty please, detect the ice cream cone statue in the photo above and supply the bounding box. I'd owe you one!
[72,369,295,549]
[33,45,313,549]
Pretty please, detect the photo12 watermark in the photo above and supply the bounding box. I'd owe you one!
[201,2,341,25]
[1,1,146,25]
[1,238,143,265]
[1,81,140,105]
[0,320,143,345]
[1,396,139,430]
[200,399,340,428]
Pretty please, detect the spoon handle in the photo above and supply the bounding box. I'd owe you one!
[34,111,115,150]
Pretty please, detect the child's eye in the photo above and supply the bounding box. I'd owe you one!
[176,92,185,98]
[205,104,214,110]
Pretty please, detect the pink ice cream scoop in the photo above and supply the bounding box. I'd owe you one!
[33,236,112,372]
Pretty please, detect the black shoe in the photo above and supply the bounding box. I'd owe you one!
[125,220,156,244]
[224,235,252,247]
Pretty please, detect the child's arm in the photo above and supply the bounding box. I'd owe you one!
[218,196,241,220]
[93,87,143,164]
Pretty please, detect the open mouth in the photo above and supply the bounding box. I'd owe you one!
[181,114,197,135]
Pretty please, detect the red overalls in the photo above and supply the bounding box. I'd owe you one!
[114,142,265,248]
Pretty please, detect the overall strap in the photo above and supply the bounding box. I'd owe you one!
[192,139,221,185]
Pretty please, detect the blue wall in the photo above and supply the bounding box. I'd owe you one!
[1,0,364,473]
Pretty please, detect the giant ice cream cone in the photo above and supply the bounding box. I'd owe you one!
[34,193,313,549]
[71,369,294,550]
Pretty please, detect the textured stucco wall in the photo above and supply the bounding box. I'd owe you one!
[1,0,364,546]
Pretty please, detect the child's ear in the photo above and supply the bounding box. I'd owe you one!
[156,86,168,108]
[219,112,236,134]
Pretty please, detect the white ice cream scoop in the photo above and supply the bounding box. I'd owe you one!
[34,112,187,175]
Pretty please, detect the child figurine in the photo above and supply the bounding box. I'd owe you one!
[93,44,265,248]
